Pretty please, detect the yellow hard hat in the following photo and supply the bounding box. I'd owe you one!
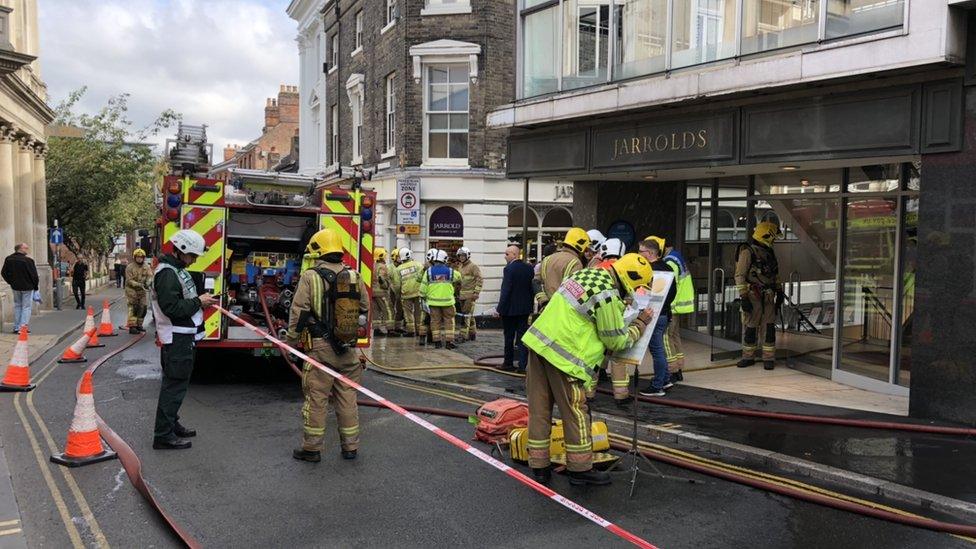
[753,222,782,247]
[644,235,666,252]
[612,253,653,294]
[563,227,591,255]
[306,228,344,257]
[391,248,401,261]
[133,249,146,258]
[375,247,388,262]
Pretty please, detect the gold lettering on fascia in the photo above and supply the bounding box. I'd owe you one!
[611,130,709,161]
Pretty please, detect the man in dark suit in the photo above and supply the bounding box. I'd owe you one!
[497,245,534,372]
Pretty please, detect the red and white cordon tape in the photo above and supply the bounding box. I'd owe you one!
[214,306,656,549]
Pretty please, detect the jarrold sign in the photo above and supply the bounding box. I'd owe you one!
[590,112,736,170]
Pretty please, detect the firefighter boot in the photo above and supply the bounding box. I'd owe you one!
[342,449,357,460]
[532,466,552,485]
[763,360,775,371]
[568,468,612,486]
[445,341,456,350]
[737,358,755,368]
[293,448,321,463]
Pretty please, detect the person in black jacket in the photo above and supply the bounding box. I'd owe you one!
[497,245,535,371]
[71,259,89,309]
[1,243,40,333]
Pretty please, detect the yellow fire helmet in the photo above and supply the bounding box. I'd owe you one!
[306,228,344,258]
[753,221,783,247]
[644,235,666,253]
[563,227,591,255]
[375,247,388,263]
[391,248,401,262]
[132,248,146,258]
[612,253,653,294]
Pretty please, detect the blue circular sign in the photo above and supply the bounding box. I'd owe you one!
[606,220,636,250]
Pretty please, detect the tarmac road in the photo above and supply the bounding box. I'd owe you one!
[0,307,972,548]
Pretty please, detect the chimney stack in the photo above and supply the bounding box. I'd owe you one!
[223,144,238,162]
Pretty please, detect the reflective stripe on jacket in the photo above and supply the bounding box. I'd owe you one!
[522,268,642,389]
[151,257,203,344]
[664,253,694,315]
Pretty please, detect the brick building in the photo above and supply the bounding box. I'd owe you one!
[210,85,300,182]
[287,0,575,310]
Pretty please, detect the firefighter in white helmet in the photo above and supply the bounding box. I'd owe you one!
[585,229,606,268]
[421,249,462,349]
[455,246,483,342]
[150,230,218,450]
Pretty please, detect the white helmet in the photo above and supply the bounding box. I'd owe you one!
[587,229,606,252]
[425,248,437,262]
[171,230,206,256]
[435,249,449,263]
[601,238,626,259]
[398,247,413,261]
[457,246,471,259]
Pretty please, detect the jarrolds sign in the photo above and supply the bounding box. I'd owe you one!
[590,112,737,170]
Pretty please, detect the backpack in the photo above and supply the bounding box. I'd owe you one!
[314,267,362,347]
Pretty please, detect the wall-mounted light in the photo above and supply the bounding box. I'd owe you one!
[781,165,799,171]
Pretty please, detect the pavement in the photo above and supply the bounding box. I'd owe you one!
[373,331,976,509]
[0,309,974,547]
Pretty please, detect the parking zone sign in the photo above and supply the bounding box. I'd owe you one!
[397,177,420,226]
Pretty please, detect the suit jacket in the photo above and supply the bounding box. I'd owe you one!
[498,259,534,317]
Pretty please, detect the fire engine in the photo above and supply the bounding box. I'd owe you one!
[155,123,376,358]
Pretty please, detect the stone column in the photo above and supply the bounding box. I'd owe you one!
[14,138,35,253]
[33,148,52,308]
[0,126,16,325]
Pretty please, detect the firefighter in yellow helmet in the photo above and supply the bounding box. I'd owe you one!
[522,253,654,486]
[371,247,395,337]
[534,227,590,309]
[735,221,783,370]
[288,228,370,462]
[124,248,153,334]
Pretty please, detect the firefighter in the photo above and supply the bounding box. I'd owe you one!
[652,236,695,383]
[390,248,406,334]
[372,247,394,337]
[288,228,370,463]
[736,221,783,371]
[150,230,218,450]
[598,238,626,269]
[456,247,483,342]
[585,229,606,268]
[522,253,654,486]
[394,248,425,344]
[534,227,590,308]
[125,249,153,334]
[421,250,462,349]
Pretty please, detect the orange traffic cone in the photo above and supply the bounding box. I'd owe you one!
[50,371,117,467]
[97,300,117,337]
[58,330,91,364]
[84,307,104,349]
[1,326,35,392]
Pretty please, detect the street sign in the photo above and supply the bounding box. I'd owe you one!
[49,228,63,245]
[397,225,421,235]
[396,177,421,226]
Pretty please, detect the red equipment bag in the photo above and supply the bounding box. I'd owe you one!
[474,398,529,444]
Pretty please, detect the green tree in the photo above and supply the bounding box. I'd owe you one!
[46,88,179,270]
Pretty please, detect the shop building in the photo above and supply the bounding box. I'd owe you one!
[287,0,574,310]
[489,0,976,423]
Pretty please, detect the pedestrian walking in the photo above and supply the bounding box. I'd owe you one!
[125,249,153,334]
[114,257,123,288]
[150,230,217,450]
[456,247,483,342]
[522,253,654,486]
[497,245,533,372]
[71,258,89,309]
[1,243,39,333]
[637,238,677,397]
[287,228,370,463]
[421,250,461,349]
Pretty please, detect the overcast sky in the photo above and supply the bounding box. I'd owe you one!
[38,0,299,154]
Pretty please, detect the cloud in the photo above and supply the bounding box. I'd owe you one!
[38,0,299,153]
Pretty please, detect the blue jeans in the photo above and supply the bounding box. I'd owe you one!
[648,316,670,390]
[12,290,33,331]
